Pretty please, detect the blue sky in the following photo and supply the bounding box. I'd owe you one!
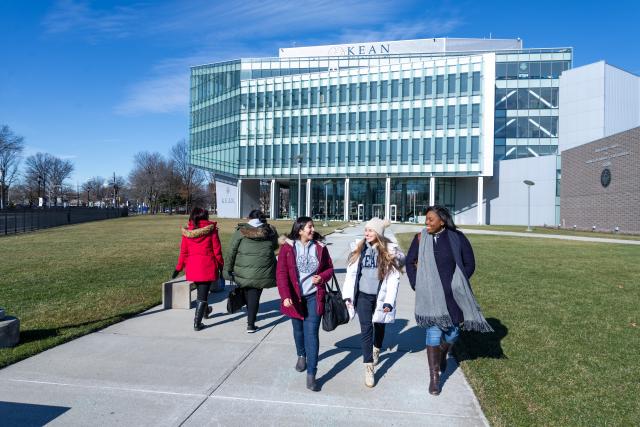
[1,0,639,185]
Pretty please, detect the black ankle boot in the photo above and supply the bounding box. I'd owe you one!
[194,301,207,331]
[295,356,307,372]
[306,373,318,392]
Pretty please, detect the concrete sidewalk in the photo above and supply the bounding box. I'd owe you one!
[0,224,488,427]
[391,223,640,245]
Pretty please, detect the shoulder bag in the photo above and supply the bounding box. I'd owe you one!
[322,274,350,332]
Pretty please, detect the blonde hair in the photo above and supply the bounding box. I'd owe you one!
[348,232,400,281]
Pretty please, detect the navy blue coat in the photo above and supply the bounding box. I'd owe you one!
[405,228,475,324]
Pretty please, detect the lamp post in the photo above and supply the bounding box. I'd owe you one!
[112,172,118,207]
[523,180,535,232]
[323,180,331,227]
[37,175,42,204]
[294,154,303,218]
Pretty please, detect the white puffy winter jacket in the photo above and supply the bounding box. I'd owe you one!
[342,240,405,324]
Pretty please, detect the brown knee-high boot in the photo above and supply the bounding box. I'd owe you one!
[440,341,451,374]
[426,346,441,395]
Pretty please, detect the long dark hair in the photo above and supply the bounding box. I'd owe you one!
[426,205,457,231]
[189,207,209,225]
[287,216,325,241]
[248,209,267,224]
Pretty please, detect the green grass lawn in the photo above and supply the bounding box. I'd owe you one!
[396,232,640,426]
[459,224,640,241]
[0,215,347,368]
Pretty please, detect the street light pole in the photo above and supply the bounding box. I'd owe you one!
[523,180,535,232]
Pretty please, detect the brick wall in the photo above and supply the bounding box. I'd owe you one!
[560,127,640,233]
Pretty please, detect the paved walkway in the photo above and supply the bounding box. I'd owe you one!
[0,224,488,427]
[391,223,640,245]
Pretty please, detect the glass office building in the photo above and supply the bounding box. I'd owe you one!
[190,38,571,221]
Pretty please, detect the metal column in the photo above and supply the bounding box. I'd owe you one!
[343,178,350,221]
[269,179,276,219]
[429,176,436,206]
[477,176,485,225]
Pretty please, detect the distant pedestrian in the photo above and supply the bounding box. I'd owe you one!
[223,210,278,333]
[173,207,224,331]
[276,217,334,391]
[343,218,405,388]
[405,205,492,395]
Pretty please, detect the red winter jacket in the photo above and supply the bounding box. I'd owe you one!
[276,238,334,320]
[175,220,224,282]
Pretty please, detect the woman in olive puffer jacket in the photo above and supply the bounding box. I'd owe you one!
[223,210,278,333]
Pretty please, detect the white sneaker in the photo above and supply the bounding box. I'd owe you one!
[372,347,381,366]
[364,363,375,388]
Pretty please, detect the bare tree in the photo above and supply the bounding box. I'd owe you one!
[170,139,205,214]
[49,157,74,205]
[24,153,53,205]
[0,125,25,208]
[24,152,74,206]
[129,152,165,214]
[82,176,105,206]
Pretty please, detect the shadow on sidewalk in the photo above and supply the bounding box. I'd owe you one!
[316,319,422,389]
[204,298,283,329]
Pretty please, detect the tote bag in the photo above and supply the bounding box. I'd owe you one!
[226,283,246,314]
[322,274,350,332]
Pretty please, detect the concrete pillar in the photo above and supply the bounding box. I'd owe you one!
[0,309,19,348]
[306,179,312,217]
[344,178,350,221]
[236,179,242,218]
[269,179,276,219]
[429,176,436,206]
[477,176,485,225]
[384,176,391,220]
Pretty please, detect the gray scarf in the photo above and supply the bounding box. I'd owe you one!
[415,229,493,332]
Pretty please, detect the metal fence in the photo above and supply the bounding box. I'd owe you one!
[0,207,128,236]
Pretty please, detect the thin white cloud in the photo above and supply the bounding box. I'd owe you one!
[23,145,78,160]
[115,45,272,116]
[42,0,139,39]
[337,17,463,44]
[115,73,188,116]
[101,0,464,115]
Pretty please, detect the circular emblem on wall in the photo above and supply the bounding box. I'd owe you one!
[601,168,611,188]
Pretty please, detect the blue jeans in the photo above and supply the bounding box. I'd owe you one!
[426,325,460,347]
[291,294,321,375]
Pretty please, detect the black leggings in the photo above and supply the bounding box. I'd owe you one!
[242,287,263,328]
[356,292,386,363]
[195,282,211,301]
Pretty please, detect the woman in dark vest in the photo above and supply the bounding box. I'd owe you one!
[406,205,492,395]
[223,210,278,333]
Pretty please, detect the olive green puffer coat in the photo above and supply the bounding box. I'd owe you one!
[223,223,278,289]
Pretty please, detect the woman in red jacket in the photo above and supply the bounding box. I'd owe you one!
[173,207,224,331]
[276,216,334,391]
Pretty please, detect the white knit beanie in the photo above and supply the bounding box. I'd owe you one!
[365,217,390,237]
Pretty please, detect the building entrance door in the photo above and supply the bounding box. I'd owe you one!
[390,204,397,222]
[372,204,384,219]
[357,204,365,222]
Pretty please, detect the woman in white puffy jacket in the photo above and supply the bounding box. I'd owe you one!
[342,218,405,388]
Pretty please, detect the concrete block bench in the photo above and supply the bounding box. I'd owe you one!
[0,308,20,348]
[162,277,195,309]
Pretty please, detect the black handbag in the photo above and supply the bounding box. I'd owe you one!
[322,274,350,332]
[226,285,246,314]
